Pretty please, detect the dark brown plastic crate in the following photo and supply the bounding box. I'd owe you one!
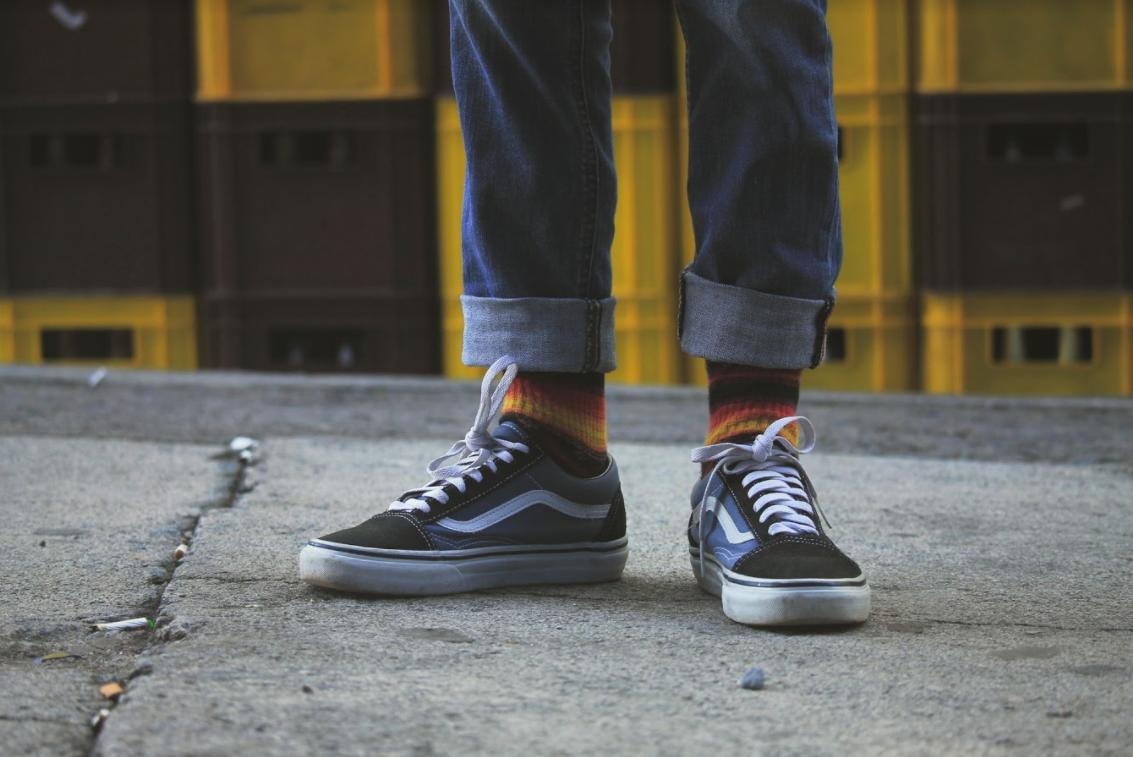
[914,92,1133,291]
[434,0,676,94]
[200,293,439,374]
[0,102,195,293]
[196,99,439,373]
[0,0,192,105]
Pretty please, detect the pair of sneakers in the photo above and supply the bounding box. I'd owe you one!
[299,357,870,626]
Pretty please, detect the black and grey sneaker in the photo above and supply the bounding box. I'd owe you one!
[299,356,628,595]
[688,416,870,626]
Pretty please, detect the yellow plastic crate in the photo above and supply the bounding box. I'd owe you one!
[835,93,912,297]
[435,96,478,381]
[828,0,909,95]
[917,0,1133,93]
[0,300,14,363]
[678,94,912,385]
[675,2,907,99]
[608,96,682,385]
[194,0,431,101]
[922,293,1133,396]
[809,293,917,392]
[0,296,198,370]
[436,95,682,385]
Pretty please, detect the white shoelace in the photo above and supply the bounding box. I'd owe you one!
[690,416,825,572]
[388,355,529,515]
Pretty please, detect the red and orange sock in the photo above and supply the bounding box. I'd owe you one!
[704,361,801,476]
[500,372,608,477]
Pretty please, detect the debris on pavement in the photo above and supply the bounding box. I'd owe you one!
[738,667,766,690]
[212,436,261,465]
[228,436,260,462]
[90,708,111,731]
[302,685,314,694]
[87,367,108,388]
[34,651,80,665]
[93,617,149,632]
[173,543,189,561]
[99,682,124,700]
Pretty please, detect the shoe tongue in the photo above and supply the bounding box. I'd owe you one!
[494,420,529,444]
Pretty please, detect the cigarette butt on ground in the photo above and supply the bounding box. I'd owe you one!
[94,617,149,632]
[90,708,110,730]
[173,543,188,560]
[99,683,124,700]
[87,367,108,388]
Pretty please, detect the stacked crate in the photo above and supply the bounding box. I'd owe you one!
[0,1,198,369]
[435,1,682,384]
[679,0,916,390]
[915,0,1133,395]
[193,0,439,373]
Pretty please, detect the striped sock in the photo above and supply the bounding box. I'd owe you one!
[500,372,608,478]
[704,361,801,476]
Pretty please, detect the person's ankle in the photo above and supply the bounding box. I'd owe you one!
[702,361,801,477]
[499,371,607,478]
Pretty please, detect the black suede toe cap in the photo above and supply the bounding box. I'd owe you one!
[734,537,862,580]
[317,513,431,551]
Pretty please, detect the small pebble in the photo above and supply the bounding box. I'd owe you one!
[302,685,314,694]
[38,541,46,548]
[90,708,110,731]
[738,667,765,690]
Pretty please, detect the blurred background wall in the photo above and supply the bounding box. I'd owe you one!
[0,0,1129,395]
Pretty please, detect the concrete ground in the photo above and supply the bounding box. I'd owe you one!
[1,366,1131,756]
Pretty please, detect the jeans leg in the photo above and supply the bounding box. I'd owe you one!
[674,0,841,369]
[450,0,617,373]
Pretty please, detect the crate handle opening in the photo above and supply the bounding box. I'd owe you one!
[991,325,1093,364]
[40,328,134,361]
[822,327,847,364]
[986,123,1089,164]
[268,328,364,369]
[258,130,355,168]
[29,132,120,169]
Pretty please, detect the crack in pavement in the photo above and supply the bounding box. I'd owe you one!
[84,446,258,756]
[898,617,1133,634]
[0,715,84,726]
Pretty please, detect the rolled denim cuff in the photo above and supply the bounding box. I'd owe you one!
[461,295,617,373]
[678,270,834,370]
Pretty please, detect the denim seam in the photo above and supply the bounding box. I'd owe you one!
[673,1,693,130]
[571,0,600,300]
[676,267,688,341]
[810,297,836,369]
[584,298,599,372]
[819,11,841,293]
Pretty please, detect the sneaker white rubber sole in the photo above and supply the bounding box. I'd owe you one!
[300,538,629,596]
[690,551,870,626]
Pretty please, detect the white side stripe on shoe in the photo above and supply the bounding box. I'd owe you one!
[702,495,755,544]
[434,490,611,533]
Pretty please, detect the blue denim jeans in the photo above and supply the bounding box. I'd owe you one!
[451,0,841,373]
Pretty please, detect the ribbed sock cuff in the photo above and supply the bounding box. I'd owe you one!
[500,372,607,477]
[706,361,801,447]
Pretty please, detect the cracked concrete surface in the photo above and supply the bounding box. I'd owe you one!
[0,437,237,756]
[1,368,1132,755]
